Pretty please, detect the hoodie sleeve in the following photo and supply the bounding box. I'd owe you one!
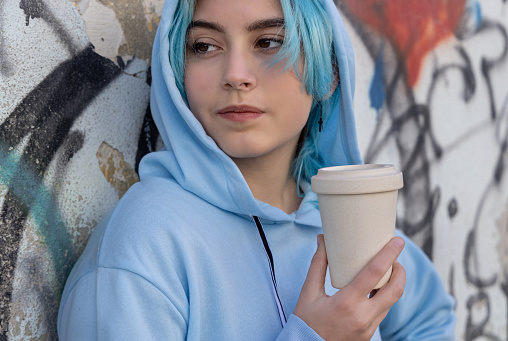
[379,232,456,340]
[58,267,188,341]
[275,314,325,341]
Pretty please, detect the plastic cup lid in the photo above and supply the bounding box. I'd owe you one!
[311,164,403,195]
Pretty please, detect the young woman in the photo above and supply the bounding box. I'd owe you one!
[57,0,456,339]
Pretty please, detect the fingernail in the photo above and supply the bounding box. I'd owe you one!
[317,235,321,247]
[394,237,404,248]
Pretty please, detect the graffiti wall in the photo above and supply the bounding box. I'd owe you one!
[0,0,161,339]
[336,0,508,339]
[0,0,507,340]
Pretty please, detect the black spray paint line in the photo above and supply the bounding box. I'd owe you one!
[19,0,81,55]
[476,21,508,121]
[502,184,508,339]
[402,105,442,167]
[455,12,508,123]
[493,93,508,184]
[0,1,13,77]
[0,46,120,339]
[0,193,27,340]
[414,45,477,160]
[466,290,491,336]
[448,198,459,219]
[421,48,497,165]
[384,61,413,111]
[0,46,119,156]
[448,264,455,302]
[464,227,498,288]
[463,89,508,340]
[465,291,501,341]
[502,280,508,339]
[495,92,508,144]
[427,46,476,108]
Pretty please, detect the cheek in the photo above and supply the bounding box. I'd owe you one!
[184,65,213,114]
[289,93,313,134]
[271,67,312,103]
[279,80,313,124]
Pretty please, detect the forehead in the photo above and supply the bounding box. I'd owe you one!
[193,0,283,22]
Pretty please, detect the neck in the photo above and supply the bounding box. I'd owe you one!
[232,142,302,215]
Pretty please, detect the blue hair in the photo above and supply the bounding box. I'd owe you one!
[168,0,340,188]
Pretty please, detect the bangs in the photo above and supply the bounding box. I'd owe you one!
[275,0,336,102]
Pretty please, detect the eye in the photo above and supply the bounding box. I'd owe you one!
[191,42,218,54]
[256,38,283,49]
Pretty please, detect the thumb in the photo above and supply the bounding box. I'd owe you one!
[300,234,328,297]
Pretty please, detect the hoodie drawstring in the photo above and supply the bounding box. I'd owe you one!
[252,216,287,328]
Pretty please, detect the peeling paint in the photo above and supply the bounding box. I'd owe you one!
[96,142,139,198]
[99,0,159,62]
[74,0,163,65]
[81,0,124,62]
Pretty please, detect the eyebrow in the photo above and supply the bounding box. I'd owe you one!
[247,18,285,31]
[188,20,226,34]
[188,18,285,34]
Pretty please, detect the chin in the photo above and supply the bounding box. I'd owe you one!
[220,145,270,160]
[225,150,266,160]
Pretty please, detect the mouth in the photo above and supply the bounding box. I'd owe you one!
[217,105,264,122]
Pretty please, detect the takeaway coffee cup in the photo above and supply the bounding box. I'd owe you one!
[311,164,403,289]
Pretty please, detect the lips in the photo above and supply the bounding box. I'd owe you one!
[217,105,264,122]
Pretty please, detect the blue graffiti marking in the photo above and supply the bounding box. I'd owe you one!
[369,45,386,116]
[0,146,76,295]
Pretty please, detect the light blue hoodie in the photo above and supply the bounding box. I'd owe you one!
[57,0,456,339]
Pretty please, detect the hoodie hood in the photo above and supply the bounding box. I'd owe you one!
[139,0,363,221]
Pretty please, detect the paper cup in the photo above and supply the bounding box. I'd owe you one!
[311,164,403,289]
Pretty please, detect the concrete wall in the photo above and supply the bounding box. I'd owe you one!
[0,0,506,340]
[0,0,161,339]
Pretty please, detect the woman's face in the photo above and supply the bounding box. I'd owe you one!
[184,0,313,161]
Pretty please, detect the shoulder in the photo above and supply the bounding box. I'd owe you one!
[96,177,212,266]
[60,177,199,313]
[117,177,202,217]
[380,229,456,340]
[63,177,210,295]
[105,176,216,238]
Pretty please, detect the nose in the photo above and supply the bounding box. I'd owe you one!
[221,48,256,91]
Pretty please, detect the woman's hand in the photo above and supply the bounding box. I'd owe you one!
[293,234,406,341]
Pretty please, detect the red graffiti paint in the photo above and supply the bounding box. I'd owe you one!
[344,0,466,87]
